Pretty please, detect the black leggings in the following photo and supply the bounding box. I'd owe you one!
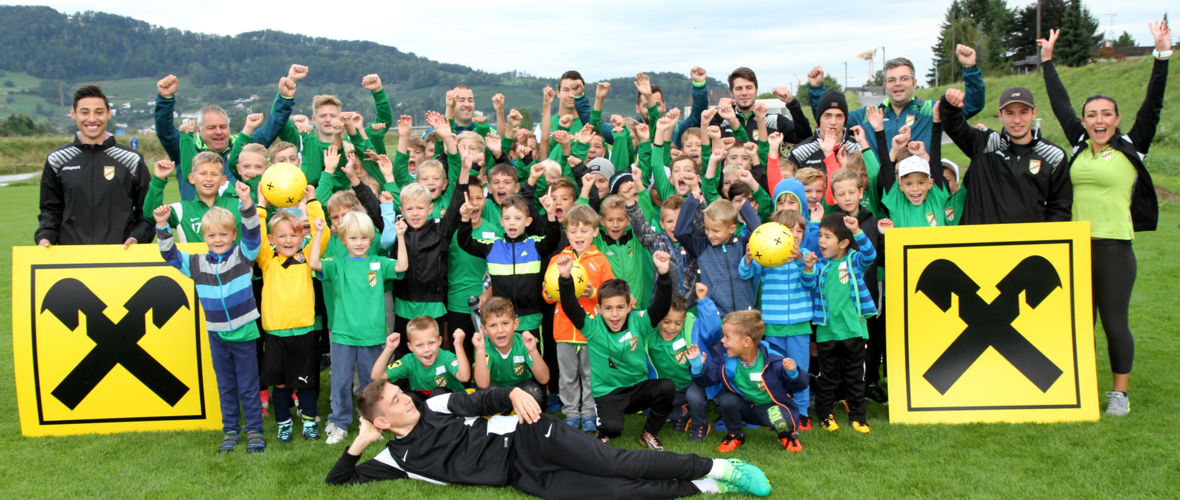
[1091,240,1136,374]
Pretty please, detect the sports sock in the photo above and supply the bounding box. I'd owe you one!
[707,459,733,480]
[692,479,723,494]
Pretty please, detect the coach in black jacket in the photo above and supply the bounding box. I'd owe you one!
[36,85,152,247]
[941,86,1071,225]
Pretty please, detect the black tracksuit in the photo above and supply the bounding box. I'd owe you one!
[36,133,153,245]
[941,96,1072,225]
[325,388,711,499]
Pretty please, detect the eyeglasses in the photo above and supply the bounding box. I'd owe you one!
[885,76,914,84]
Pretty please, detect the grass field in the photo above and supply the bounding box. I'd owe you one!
[2,173,1179,498]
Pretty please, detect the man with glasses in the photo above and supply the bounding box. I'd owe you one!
[808,45,985,152]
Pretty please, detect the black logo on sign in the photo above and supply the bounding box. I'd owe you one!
[40,277,191,409]
[916,257,1064,395]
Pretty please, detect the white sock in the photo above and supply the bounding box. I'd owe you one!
[692,479,721,494]
[707,458,730,480]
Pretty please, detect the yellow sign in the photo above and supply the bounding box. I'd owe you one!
[885,222,1099,424]
[12,244,222,436]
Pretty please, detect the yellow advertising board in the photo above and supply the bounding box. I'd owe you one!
[885,222,1099,424]
[12,244,222,436]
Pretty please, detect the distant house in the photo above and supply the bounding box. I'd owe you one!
[1012,56,1038,75]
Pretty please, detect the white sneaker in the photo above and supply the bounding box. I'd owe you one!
[1104,391,1130,417]
[325,423,348,444]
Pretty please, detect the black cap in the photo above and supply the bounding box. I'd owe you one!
[817,90,848,118]
[999,86,1035,110]
[609,171,634,196]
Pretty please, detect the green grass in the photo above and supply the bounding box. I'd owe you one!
[2,179,1179,498]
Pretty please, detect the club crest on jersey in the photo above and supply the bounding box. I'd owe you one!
[103,166,115,180]
[926,212,937,227]
[368,271,377,287]
[905,115,916,127]
[1029,160,1042,175]
[513,363,526,376]
[433,375,447,387]
[674,349,688,364]
[628,336,639,351]
[945,207,956,222]
[756,380,767,392]
[838,262,849,285]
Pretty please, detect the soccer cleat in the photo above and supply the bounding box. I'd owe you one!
[866,384,888,404]
[719,459,773,497]
[851,420,871,434]
[820,415,839,432]
[581,416,597,432]
[780,435,803,453]
[595,431,611,445]
[717,433,745,453]
[798,415,812,431]
[325,423,347,444]
[665,405,690,432]
[638,431,665,451]
[689,422,710,442]
[547,395,562,413]
[841,400,850,414]
[218,431,239,453]
[1105,391,1129,417]
[302,422,320,441]
[563,417,579,429]
[246,430,266,453]
[277,422,293,443]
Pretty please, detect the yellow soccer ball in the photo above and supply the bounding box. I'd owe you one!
[544,260,590,301]
[259,163,307,208]
[748,222,797,268]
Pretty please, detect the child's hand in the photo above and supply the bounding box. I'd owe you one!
[789,246,802,262]
[235,181,252,200]
[539,187,556,213]
[771,86,794,104]
[783,357,796,371]
[819,128,839,157]
[471,329,485,348]
[378,191,394,204]
[932,101,941,124]
[866,105,884,132]
[459,193,476,221]
[507,109,523,128]
[303,185,316,203]
[709,148,726,165]
[687,344,705,363]
[634,72,652,100]
[522,331,538,352]
[767,131,784,153]
[684,172,700,193]
[397,115,413,136]
[551,130,570,146]
[256,184,268,208]
[542,86,555,104]
[385,332,401,351]
[555,254,573,278]
[491,93,505,111]
[576,123,594,144]
[630,166,646,190]
[453,329,466,345]
[754,101,768,120]
[720,137,736,150]
[243,113,264,134]
[803,252,818,271]
[361,73,382,92]
[580,283,595,299]
[619,180,637,204]
[742,141,758,163]
[717,99,737,123]
[154,159,175,180]
[394,218,408,236]
[700,108,718,128]
[705,124,722,142]
[153,205,171,225]
[745,249,753,265]
[634,123,650,143]
[487,131,502,157]
[529,162,546,181]
[843,215,859,232]
[736,167,757,188]
[850,125,868,148]
[313,217,326,234]
[695,283,708,300]
[809,203,824,222]
[908,140,929,161]
[567,156,583,168]
[652,250,671,275]
[878,218,894,233]
[323,145,341,173]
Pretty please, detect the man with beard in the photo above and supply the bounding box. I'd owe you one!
[708,67,812,145]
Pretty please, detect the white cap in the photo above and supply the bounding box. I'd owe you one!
[941,159,961,184]
[898,155,930,178]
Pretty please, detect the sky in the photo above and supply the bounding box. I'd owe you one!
[27,1,1170,88]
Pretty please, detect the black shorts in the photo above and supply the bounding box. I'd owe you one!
[261,331,319,388]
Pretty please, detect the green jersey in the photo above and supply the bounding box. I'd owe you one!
[482,333,534,387]
[144,176,242,243]
[944,188,966,226]
[385,350,464,392]
[447,222,502,313]
[595,232,654,310]
[317,255,402,346]
[646,313,696,390]
[816,261,869,343]
[882,183,950,228]
[733,351,773,405]
[581,309,657,397]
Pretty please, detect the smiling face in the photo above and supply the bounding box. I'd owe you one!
[199,110,231,152]
[670,159,697,196]
[884,65,917,107]
[188,162,226,200]
[483,312,519,352]
[599,294,631,332]
[489,172,519,205]
[817,226,850,259]
[832,178,862,214]
[269,220,303,258]
[401,196,433,230]
[313,103,341,136]
[500,205,532,239]
[720,323,753,359]
[416,164,447,201]
[237,151,267,181]
[999,103,1037,142]
[601,207,629,241]
[467,184,486,222]
[658,309,686,340]
[899,172,932,206]
[703,216,736,246]
[589,173,610,199]
[344,233,372,257]
[730,77,757,111]
[1082,98,1120,148]
[659,207,679,239]
[407,328,442,368]
[777,192,800,213]
[203,223,236,254]
[71,96,109,143]
[452,87,475,124]
[942,166,960,193]
[565,222,598,254]
[803,180,825,207]
[587,135,606,160]
[272,146,301,168]
[373,382,419,432]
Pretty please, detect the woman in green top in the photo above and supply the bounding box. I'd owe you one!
[1040,22,1171,417]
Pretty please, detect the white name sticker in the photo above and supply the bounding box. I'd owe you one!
[436,366,446,375]
[513,355,526,363]
[618,332,633,343]
[482,232,496,239]
[672,338,686,350]
[370,262,381,270]
[750,372,763,382]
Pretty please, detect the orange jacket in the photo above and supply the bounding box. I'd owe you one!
[546,245,614,343]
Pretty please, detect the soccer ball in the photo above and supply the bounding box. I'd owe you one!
[259,163,307,208]
[748,222,797,268]
[543,260,590,301]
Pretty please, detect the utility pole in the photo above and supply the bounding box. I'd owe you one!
[1036,0,1042,72]
[843,62,847,89]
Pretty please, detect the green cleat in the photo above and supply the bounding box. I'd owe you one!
[719,459,772,497]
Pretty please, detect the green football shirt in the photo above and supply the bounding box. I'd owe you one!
[581,310,656,398]
[882,182,950,228]
[385,349,464,392]
[318,255,402,346]
[646,314,696,390]
[816,260,869,343]
[733,351,773,405]
[483,332,535,387]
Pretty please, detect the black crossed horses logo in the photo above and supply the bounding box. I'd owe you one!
[40,277,192,410]
[916,257,1064,395]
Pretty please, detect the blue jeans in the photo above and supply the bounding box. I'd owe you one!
[715,390,797,438]
[328,342,383,428]
[671,384,710,426]
[765,334,811,416]
[208,332,263,433]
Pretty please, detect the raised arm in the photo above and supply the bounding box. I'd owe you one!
[1039,31,1088,147]
[556,255,587,331]
[1125,21,1172,153]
